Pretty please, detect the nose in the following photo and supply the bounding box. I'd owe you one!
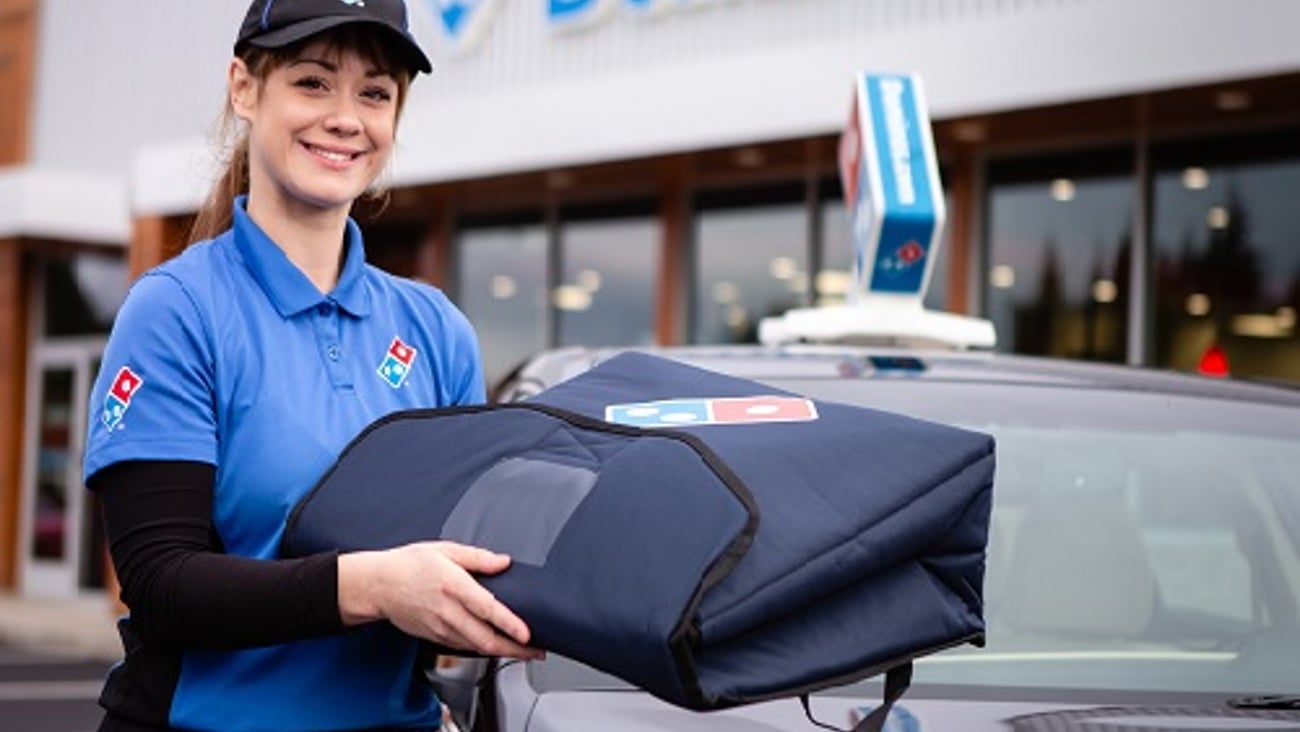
[324,97,363,137]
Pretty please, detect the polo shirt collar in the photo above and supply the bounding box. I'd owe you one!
[231,196,372,319]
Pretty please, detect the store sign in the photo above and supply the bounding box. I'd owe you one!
[420,0,746,55]
[548,0,740,30]
[423,0,503,54]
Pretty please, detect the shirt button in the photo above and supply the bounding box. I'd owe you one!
[317,304,333,317]
[327,345,340,361]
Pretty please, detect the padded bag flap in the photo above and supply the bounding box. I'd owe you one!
[283,351,995,711]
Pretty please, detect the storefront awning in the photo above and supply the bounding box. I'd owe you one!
[0,167,129,246]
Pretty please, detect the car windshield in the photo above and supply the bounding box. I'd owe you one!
[770,376,1300,696]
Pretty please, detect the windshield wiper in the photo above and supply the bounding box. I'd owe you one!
[1228,695,1300,710]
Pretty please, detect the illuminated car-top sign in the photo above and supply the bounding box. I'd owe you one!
[762,71,996,350]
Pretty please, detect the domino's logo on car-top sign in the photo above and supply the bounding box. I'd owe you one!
[839,72,945,299]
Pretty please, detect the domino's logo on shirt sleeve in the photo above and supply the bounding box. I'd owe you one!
[378,337,418,388]
[102,366,143,430]
[606,396,819,428]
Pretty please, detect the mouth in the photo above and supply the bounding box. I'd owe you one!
[301,142,365,166]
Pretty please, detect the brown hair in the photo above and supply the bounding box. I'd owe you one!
[187,25,413,245]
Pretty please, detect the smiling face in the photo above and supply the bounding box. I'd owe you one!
[230,38,403,219]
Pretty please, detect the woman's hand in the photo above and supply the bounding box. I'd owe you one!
[337,541,543,660]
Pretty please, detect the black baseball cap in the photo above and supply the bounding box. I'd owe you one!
[235,0,433,75]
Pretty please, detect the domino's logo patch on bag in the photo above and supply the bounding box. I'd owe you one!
[378,337,418,388]
[102,366,143,430]
[606,396,818,428]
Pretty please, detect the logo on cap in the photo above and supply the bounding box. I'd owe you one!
[338,0,366,6]
[102,366,143,430]
[378,336,418,388]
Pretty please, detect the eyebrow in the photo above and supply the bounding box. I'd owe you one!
[287,57,394,80]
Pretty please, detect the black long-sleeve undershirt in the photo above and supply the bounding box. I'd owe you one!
[91,460,347,651]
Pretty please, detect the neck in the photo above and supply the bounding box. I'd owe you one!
[245,185,351,295]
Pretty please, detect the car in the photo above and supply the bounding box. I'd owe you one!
[431,339,1300,732]
[428,73,1300,728]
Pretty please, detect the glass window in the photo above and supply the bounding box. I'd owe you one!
[42,251,128,337]
[81,357,107,589]
[557,208,659,348]
[457,221,548,390]
[1152,129,1300,382]
[32,368,74,560]
[985,150,1133,362]
[819,178,952,311]
[819,194,854,306]
[692,186,808,344]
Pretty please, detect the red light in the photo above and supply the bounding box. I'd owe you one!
[1197,344,1230,378]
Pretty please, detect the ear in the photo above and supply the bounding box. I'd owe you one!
[228,57,258,122]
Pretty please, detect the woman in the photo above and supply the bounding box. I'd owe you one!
[83,2,539,730]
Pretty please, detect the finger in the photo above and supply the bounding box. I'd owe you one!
[449,579,532,646]
[432,626,476,655]
[442,602,541,660]
[390,607,475,653]
[434,542,511,575]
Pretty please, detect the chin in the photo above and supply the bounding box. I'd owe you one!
[288,185,371,212]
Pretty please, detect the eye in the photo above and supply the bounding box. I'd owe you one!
[362,86,394,103]
[293,75,329,92]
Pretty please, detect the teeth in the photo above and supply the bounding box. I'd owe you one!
[308,145,353,162]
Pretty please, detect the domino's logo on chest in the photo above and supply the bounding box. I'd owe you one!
[378,336,418,388]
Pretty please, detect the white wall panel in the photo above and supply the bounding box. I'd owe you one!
[30,1,244,176]
[23,0,1300,214]
[417,0,1087,104]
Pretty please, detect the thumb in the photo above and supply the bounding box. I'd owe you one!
[435,542,512,575]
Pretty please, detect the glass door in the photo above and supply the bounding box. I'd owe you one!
[20,339,105,597]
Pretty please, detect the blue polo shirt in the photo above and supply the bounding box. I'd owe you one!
[84,197,484,731]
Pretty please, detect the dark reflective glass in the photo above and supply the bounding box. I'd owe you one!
[1152,129,1300,381]
[33,368,74,560]
[81,357,106,589]
[42,252,128,336]
[692,187,808,344]
[986,150,1133,362]
[457,222,548,389]
[557,214,658,348]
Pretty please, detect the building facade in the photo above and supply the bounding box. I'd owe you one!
[3,0,1300,596]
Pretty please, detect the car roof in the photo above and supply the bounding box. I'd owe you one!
[501,344,1300,410]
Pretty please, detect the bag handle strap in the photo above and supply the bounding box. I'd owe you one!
[800,662,913,732]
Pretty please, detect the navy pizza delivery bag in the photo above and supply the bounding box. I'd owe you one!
[282,352,994,726]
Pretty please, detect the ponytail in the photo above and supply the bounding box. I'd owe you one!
[188,111,250,245]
